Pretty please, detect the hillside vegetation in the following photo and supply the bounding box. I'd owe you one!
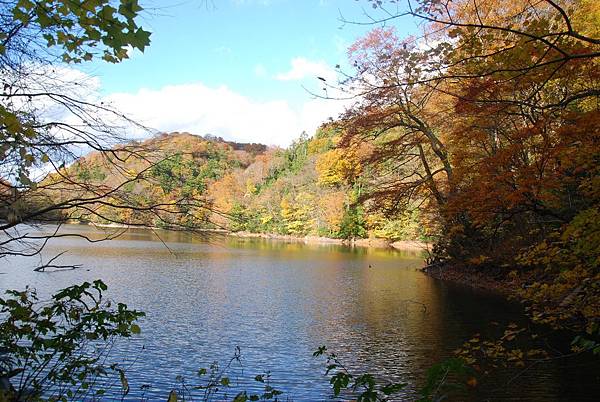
[57,130,425,242]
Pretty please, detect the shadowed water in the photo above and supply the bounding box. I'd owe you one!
[1,225,598,401]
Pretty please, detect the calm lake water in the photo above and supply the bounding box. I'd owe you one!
[1,225,598,401]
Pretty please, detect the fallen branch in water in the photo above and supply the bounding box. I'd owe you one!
[33,251,82,272]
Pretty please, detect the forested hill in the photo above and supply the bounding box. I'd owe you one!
[61,130,424,242]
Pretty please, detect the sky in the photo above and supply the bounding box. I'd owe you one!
[75,0,415,147]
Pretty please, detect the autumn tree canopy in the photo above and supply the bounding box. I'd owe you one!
[339,0,599,334]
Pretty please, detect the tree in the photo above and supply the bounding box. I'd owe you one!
[339,27,454,214]
[338,0,600,343]
[0,1,212,269]
[316,148,361,187]
[340,0,599,258]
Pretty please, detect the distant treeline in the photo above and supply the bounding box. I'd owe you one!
[47,130,424,242]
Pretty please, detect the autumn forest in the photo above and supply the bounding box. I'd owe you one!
[1,0,599,400]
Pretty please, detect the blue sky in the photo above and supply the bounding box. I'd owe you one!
[77,0,415,146]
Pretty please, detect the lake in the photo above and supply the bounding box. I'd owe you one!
[1,225,598,401]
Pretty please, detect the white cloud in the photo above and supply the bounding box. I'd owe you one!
[10,63,103,136]
[275,57,336,82]
[24,65,349,149]
[105,82,347,147]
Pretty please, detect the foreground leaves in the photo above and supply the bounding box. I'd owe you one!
[0,280,144,401]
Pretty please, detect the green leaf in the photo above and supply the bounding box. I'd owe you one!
[381,382,407,395]
[118,369,129,396]
[233,392,248,402]
[16,0,34,11]
[132,28,151,51]
[313,345,327,357]
[167,389,178,402]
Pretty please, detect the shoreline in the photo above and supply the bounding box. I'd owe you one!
[229,231,431,251]
[74,221,431,252]
[421,262,516,297]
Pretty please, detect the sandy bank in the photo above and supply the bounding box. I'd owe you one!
[230,231,431,251]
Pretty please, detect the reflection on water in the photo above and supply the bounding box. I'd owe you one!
[1,225,598,401]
